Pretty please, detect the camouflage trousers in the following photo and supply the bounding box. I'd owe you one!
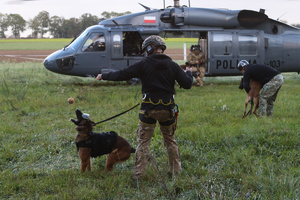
[192,66,205,86]
[133,110,182,180]
[259,74,284,117]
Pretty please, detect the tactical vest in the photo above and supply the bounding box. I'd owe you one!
[76,131,118,157]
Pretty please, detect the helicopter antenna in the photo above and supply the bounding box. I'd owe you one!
[112,20,120,27]
[138,3,151,10]
[188,0,190,7]
[277,12,287,21]
[163,0,165,9]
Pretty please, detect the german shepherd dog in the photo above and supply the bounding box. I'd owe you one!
[240,78,262,118]
[71,109,135,172]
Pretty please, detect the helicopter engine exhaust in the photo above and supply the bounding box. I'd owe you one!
[161,7,268,28]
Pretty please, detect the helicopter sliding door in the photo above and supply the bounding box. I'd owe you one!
[122,31,144,66]
[208,31,264,76]
[123,31,143,57]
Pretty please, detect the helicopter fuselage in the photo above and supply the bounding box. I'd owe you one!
[43,6,300,77]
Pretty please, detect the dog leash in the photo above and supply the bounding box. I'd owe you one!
[94,103,140,125]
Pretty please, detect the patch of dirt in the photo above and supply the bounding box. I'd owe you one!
[165,49,185,60]
[0,50,56,63]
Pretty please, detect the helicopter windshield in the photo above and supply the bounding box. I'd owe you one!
[66,29,90,51]
[82,33,105,52]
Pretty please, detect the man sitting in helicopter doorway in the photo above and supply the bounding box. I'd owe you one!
[186,45,206,86]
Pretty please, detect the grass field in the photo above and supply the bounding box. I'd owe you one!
[0,61,299,199]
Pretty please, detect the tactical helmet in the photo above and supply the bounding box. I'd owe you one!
[142,35,166,54]
[237,60,249,71]
[190,45,201,51]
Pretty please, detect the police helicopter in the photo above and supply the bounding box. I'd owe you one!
[43,0,300,77]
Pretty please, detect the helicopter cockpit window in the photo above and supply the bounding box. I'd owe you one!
[238,34,258,55]
[212,33,233,56]
[82,33,105,52]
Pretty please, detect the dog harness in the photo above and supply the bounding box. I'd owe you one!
[76,131,118,157]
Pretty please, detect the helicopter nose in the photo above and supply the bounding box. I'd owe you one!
[43,56,56,72]
[44,48,77,75]
[43,50,60,73]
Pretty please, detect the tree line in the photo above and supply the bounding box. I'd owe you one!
[1,10,300,39]
[0,11,131,38]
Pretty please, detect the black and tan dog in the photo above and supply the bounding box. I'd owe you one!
[239,78,262,117]
[71,109,135,172]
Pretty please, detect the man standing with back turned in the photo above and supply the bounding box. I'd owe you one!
[96,35,193,180]
[237,60,284,117]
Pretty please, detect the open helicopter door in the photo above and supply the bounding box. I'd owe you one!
[199,38,208,75]
[122,31,144,66]
[208,31,264,76]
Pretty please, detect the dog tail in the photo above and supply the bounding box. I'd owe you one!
[130,147,136,153]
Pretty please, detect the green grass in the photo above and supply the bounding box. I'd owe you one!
[164,38,198,49]
[0,62,299,199]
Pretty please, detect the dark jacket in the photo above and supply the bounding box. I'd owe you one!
[102,54,193,110]
[243,64,280,93]
[102,54,193,93]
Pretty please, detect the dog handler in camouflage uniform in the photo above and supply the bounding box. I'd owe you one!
[237,60,284,117]
[96,35,193,180]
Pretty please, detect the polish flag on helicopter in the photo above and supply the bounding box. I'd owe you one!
[144,16,156,23]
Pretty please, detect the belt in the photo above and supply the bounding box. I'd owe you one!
[142,93,174,106]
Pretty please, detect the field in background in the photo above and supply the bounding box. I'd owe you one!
[0,60,299,199]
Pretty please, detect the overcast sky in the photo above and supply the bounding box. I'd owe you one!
[2,0,300,24]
